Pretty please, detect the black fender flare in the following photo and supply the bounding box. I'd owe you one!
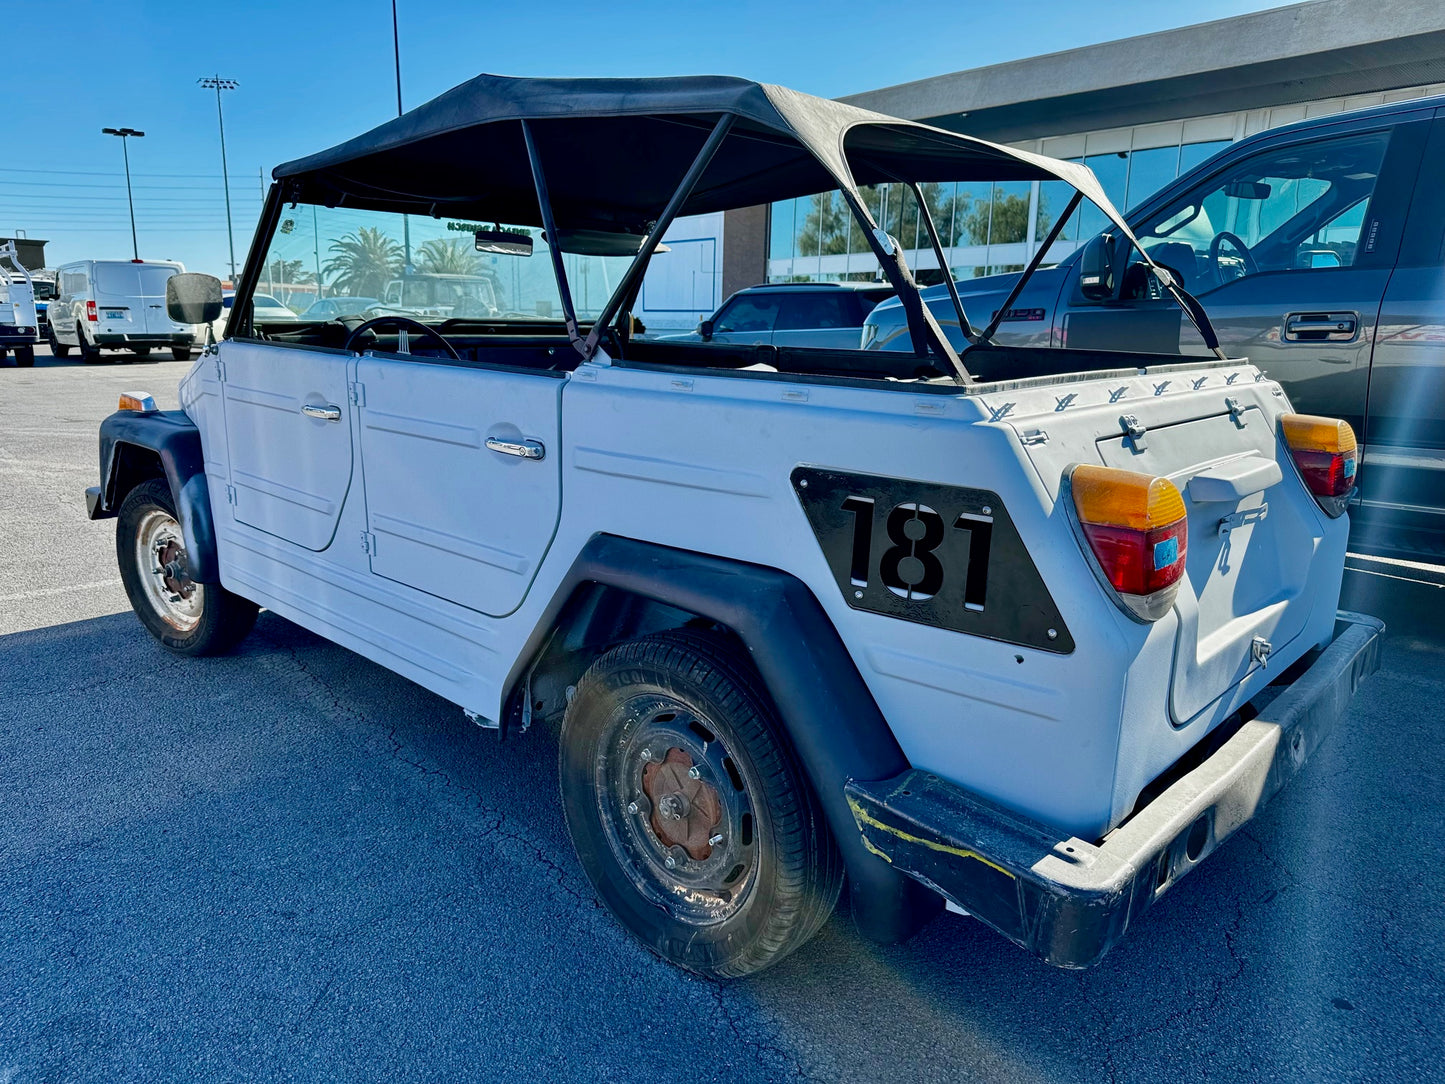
[87,409,220,583]
[514,534,943,943]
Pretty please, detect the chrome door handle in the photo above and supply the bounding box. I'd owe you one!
[1283,311,1358,341]
[486,436,545,460]
[301,404,342,421]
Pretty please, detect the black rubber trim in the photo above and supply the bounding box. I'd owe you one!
[524,534,943,943]
[91,410,220,583]
[92,334,194,346]
[845,611,1384,968]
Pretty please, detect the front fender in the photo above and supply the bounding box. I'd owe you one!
[88,410,220,583]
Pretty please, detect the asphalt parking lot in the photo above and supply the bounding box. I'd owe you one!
[2,344,1443,1083]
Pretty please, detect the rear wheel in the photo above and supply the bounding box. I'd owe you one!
[49,327,70,357]
[171,347,193,362]
[14,345,34,367]
[560,629,842,978]
[116,478,258,655]
[132,346,151,358]
[77,326,101,363]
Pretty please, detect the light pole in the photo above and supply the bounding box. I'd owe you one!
[199,76,239,280]
[101,127,144,260]
[392,1,412,273]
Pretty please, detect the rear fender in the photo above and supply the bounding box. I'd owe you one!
[89,410,219,583]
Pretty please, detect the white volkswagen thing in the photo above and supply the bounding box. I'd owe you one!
[87,75,1381,978]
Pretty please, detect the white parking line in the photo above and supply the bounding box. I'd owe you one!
[0,578,123,603]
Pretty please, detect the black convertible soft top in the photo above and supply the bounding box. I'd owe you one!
[272,74,1130,238]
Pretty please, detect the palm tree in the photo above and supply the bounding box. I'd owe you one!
[415,237,481,276]
[322,227,402,297]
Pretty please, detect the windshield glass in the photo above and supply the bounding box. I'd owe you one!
[258,204,633,325]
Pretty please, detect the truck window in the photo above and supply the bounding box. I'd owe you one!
[715,294,780,333]
[776,293,856,330]
[1133,130,1390,294]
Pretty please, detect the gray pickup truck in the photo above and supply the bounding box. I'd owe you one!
[865,94,1445,563]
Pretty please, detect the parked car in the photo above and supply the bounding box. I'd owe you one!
[864,94,1445,562]
[666,281,895,349]
[299,296,377,320]
[48,259,196,362]
[381,272,500,318]
[0,241,38,367]
[30,270,57,336]
[86,74,1378,979]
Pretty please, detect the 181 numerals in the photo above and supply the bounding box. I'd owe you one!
[841,496,992,610]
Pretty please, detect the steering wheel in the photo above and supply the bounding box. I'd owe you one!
[1209,230,1259,285]
[342,315,461,360]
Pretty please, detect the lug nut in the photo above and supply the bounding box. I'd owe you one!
[664,855,677,869]
[626,801,639,815]
[708,833,723,846]
[640,747,654,762]
[687,766,700,780]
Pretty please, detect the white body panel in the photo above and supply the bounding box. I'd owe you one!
[50,260,195,347]
[178,342,1348,840]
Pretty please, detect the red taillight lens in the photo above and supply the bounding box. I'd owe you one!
[1069,464,1189,622]
[1280,414,1356,516]
[86,299,98,322]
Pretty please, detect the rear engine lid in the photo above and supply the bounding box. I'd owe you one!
[1095,402,1322,724]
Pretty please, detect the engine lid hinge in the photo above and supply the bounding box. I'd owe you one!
[1120,413,1147,453]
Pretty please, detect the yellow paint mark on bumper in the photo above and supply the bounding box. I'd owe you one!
[847,795,1016,880]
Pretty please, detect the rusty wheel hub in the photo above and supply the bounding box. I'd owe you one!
[156,538,195,599]
[642,748,722,861]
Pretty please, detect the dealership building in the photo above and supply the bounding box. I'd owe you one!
[634,0,1445,330]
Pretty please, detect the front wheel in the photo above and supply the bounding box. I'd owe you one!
[116,478,258,655]
[560,629,843,978]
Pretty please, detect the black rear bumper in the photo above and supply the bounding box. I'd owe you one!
[845,610,1384,969]
[93,333,194,348]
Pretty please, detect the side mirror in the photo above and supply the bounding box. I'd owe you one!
[167,272,223,324]
[1078,232,1121,302]
[698,318,714,340]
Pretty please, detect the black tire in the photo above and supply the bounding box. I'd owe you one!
[132,346,151,358]
[560,629,842,978]
[116,478,258,655]
[50,327,71,357]
[14,345,34,367]
[172,347,193,361]
[77,325,101,363]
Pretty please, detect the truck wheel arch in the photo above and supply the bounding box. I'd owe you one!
[506,533,943,944]
[90,413,220,584]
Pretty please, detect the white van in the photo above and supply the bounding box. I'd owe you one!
[49,260,197,362]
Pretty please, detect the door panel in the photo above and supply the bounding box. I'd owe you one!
[220,341,354,550]
[355,357,562,616]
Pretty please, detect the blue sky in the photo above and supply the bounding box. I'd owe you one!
[6,0,1297,275]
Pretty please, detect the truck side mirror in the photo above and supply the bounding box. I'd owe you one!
[699,318,714,340]
[1078,232,1121,302]
[167,273,224,324]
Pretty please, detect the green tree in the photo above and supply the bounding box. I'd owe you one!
[322,227,402,297]
[265,258,312,285]
[415,237,481,276]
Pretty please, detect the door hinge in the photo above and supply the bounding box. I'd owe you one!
[215,359,226,382]
[225,483,237,505]
[360,531,376,555]
[348,382,365,406]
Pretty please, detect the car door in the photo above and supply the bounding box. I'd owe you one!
[1360,113,1445,558]
[353,353,562,617]
[771,291,863,350]
[218,339,355,551]
[92,263,144,343]
[138,265,179,337]
[1089,120,1428,436]
[707,292,778,346]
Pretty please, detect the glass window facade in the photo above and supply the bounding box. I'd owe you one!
[765,132,1244,284]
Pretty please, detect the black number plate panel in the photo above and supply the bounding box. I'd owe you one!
[791,466,1073,654]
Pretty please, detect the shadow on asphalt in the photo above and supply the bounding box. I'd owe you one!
[1,572,1441,1081]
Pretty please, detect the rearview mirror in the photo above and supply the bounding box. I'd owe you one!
[1225,180,1272,200]
[1077,232,1121,302]
[699,318,714,340]
[166,272,223,324]
[475,229,534,257]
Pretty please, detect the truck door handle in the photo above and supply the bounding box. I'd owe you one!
[1282,312,1358,341]
[486,436,546,460]
[301,404,342,421]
